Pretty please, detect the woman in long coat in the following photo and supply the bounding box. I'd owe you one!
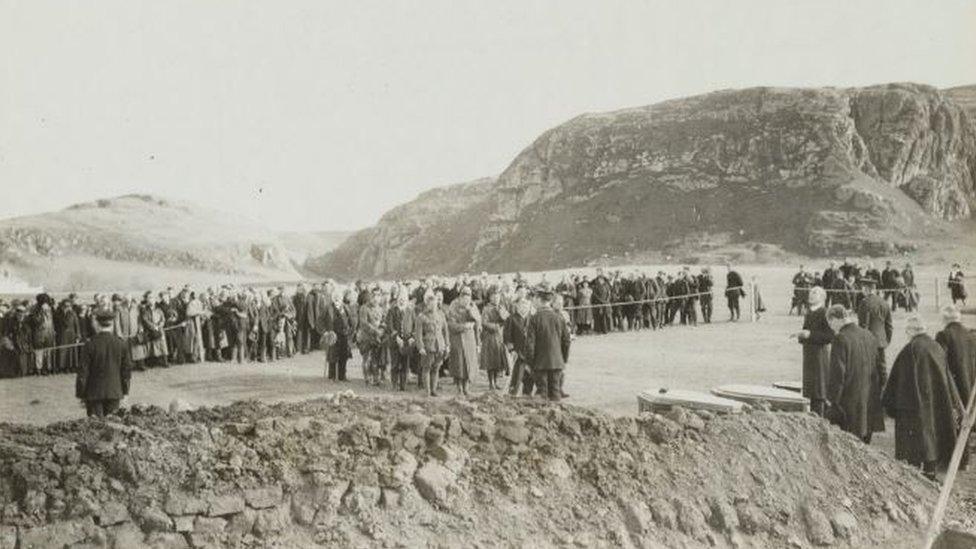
[479,288,510,390]
[576,282,594,334]
[949,265,967,306]
[56,299,82,373]
[446,287,481,396]
[794,287,832,416]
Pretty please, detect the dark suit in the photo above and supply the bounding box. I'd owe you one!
[857,293,893,377]
[799,307,832,416]
[293,291,309,353]
[936,322,976,403]
[827,323,885,441]
[725,271,744,320]
[526,306,571,401]
[76,331,132,417]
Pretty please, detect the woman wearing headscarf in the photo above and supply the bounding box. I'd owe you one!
[446,286,481,396]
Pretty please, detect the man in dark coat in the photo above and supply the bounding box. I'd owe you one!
[882,316,963,479]
[525,289,571,402]
[856,281,893,379]
[304,284,323,350]
[725,265,745,321]
[936,305,976,403]
[792,287,832,416]
[504,296,533,396]
[591,269,612,334]
[881,261,899,310]
[826,305,885,443]
[76,310,132,418]
[293,283,310,354]
[698,267,714,324]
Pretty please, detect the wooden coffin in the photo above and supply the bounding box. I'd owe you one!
[711,384,809,412]
[637,388,744,415]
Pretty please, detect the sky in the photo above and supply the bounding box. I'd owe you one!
[1,0,973,232]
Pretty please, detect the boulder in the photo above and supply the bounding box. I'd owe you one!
[245,485,283,509]
[414,461,456,506]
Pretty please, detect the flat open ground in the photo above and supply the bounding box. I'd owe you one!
[2,265,966,425]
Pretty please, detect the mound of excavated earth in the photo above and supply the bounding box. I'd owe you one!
[0,394,949,548]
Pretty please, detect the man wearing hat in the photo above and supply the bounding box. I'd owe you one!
[936,305,976,403]
[76,309,132,417]
[883,315,964,479]
[825,305,885,443]
[856,278,893,379]
[525,287,571,402]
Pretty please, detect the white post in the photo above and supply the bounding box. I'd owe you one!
[935,277,940,311]
[749,283,757,322]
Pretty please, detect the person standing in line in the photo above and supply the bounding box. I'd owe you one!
[725,264,745,321]
[327,290,352,382]
[445,286,480,396]
[480,287,510,391]
[698,267,714,324]
[949,264,967,306]
[791,286,832,417]
[293,283,310,354]
[415,291,449,397]
[825,305,885,444]
[882,315,963,480]
[525,289,571,402]
[75,309,132,418]
[504,296,533,397]
[856,279,893,385]
[385,290,415,391]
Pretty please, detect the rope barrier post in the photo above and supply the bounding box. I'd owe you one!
[749,283,756,323]
[935,277,941,311]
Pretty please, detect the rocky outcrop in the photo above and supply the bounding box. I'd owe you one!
[313,82,976,278]
[306,178,495,279]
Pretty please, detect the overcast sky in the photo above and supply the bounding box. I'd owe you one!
[1,0,973,232]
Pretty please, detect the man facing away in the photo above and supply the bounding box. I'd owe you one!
[725,264,745,321]
[882,315,963,480]
[525,289,571,402]
[76,309,132,418]
[856,280,893,382]
[825,304,885,444]
[936,305,976,404]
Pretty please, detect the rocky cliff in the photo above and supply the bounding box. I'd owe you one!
[313,82,976,278]
[0,194,301,290]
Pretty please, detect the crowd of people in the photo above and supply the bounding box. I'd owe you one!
[792,277,975,480]
[0,265,755,381]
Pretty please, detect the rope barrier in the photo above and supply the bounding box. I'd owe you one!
[560,286,747,312]
[16,323,188,353]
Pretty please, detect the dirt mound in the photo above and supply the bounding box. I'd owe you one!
[0,394,946,548]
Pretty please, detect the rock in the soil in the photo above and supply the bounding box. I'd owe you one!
[245,485,283,509]
[830,510,858,540]
[708,497,739,533]
[106,522,144,548]
[97,500,130,526]
[395,413,431,436]
[146,531,191,548]
[208,493,245,517]
[165,492,208,516]
[619,498,653,534]
[664,407,706,431]
[649,498,677,529]
[137,505,173,533]
[801,502,835,546]
[389,449,419,487]
[735,502,771,535]
[675,499,709,540]
[414,461,456,505]
[20,518,96,548]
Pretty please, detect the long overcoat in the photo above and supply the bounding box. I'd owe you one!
[882,334,963,466]
[800,306,832,401]
[446,300,480,381]
[480,303,510,373]
[936,321,976,403]
[827,323,885,438]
